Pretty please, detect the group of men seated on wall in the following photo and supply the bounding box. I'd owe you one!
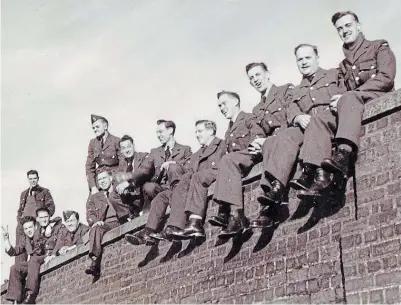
[2,10,396,304]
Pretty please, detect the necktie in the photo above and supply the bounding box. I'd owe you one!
[229,121,234,130]
[201,145,207,154]
[127,158,133,172]
[165,146,171,160]
[101,138,104,149]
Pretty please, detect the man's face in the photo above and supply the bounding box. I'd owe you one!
[27,174,39,188]
[217,94,238,120]
[195,123,214,146]
[156,123,172,145]
[65,214,79,233]
[296,46,320,77]
[120,140,135,159]
[335,14,361,44]
[97,172,112,190]
[247,65,271,93]
[23,221,35,238]
[36,211,50,227]
[92,120,108,138]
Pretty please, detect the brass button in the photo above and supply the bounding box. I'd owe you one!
[370,65,375,69]
[352,65,356,70]
[371,74,376,78]
[265,110,269,114]
[230,133,233,137]
[310,86,314,90]
[278,107,282,111]
[268,120,273,124]
[232,143,236,146]
[355,77,360,81]
[312,97,316,101]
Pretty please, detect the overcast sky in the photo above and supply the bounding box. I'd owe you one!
[1,0,400,281]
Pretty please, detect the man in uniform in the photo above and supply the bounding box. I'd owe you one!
[146,120,225,241]
[85,170,132,276]
[15,170,55,263]
[47,210,89,259]
[168,91,256,240]
[210,62,294,238]
[297,11,396,198]
[113,135,150,217]
[3,216,47,304]
[124,120,191,245]
[86,114,121,195]
[250,44,345,228]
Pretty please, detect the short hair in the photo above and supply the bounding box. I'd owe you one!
[120,135,134,145]
[217,90,241,105]
[97,169,111,177]
[21,216,36,226]
[294,44,319,56]
[195,120,217,135]
[27,170,39,178]
[36,207,50,216]
[245,62,268,73]
[157,119,176,135]
[331,11,359,25]
[63,210,80,221]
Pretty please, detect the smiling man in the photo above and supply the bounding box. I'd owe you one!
[249,44,345,228]
[297,11,396,198]
[210,63,294,238]
[86,114,122,195]
[15,170,55,263]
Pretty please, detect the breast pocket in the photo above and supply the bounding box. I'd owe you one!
[293,94,309,112]
[234,129,251,150]
[358,60,377,83]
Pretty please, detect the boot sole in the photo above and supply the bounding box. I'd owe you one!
[321,159,346,175]
[289,180,309,191]
[208,219,227,228]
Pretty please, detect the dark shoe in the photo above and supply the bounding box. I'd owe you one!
[125,229,156,246]
[85,259,100,276]
[321,148,353,178]
[218,211,250,238]
[257,179,284,205]
[289,163,317,190]
[297,168,333,199]
[172,218,205,240]
[250,211,275,229]
[208,212,229,228]
[149,226,181,242]
[23,294,36,304]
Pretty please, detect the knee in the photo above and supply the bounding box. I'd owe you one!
[167,163,184,175]
[338,91,364,110]
[220,154,234,167]
[10,264,18,273]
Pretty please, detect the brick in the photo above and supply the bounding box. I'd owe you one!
[367,260,381,273]
[380,225,395,239]
[274,286,285,298]
[364,229,378,243]
[369,289,384,303]
[345,275,374,291]
[376,270,401,286]
[372,240,401,257]
[385,287,400,304]
[346,293,360,304]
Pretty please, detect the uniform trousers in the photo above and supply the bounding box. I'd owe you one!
[15,223,28,263]
[301,91,379,166]
[88,220,120,258]
[6,256,45,302]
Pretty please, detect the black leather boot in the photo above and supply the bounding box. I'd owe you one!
[209,211,230,228]
[85,257,100,276]
[257,179,284,206]
[23,293,36,304]
[250,207,275,229]
[297,168,333,199]
[172,218,205,240]
[321,148,353,178]
[218,210,249,238]
[125,228,156,246]
[149,226,181,241]
[289,163,317,190]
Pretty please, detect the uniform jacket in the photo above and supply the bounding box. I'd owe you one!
[116,151,150,188]
[185,137,225,174]
[224,111,256,153]
[38,217,63,255]
[251,84,294,138]
[141,142,192,184]
[287,68,346,125]
[6,231,47,258]
[86,190,125,226]
[51,223,89,255]
[86,133,122,189]
[339,33,396,94]
[17,186,55,222]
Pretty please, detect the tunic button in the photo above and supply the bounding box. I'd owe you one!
[310,86,314,90]
[278,107,282,111]
[102,158,105,161]
[230,133,233,137]
[352,65,356,70]
[265,110,269,114]
[232,143,236,146]
[355,77,360,82]
[370,65,375,69]
[371,74,376,78]
[312,97,316,101]
[268,120,273,124]
[325,83,329,87]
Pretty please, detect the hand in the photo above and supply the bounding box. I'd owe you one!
[160,161,176,171]
[91,186,99,195]
[247,138,266,155]
[116,181,130,195]
[44,225,52,237]
[294,114,311,129]
[329,94,342,112]
[92,221,104,228]
[44,255,55,264]
[1,226,9,240]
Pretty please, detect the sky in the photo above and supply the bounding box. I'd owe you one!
[1,0,400,281]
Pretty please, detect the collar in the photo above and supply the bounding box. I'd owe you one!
[230,109,241,124]
[204,136,215,147]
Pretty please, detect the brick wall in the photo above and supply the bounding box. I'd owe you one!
[2,90,401,304]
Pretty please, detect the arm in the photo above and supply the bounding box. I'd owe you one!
[176,147,193,167]
[356,42,396,92]
[44,189,56,217]
[86,196,97,227]
[16,191,26,221]
[85,140,97,190]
